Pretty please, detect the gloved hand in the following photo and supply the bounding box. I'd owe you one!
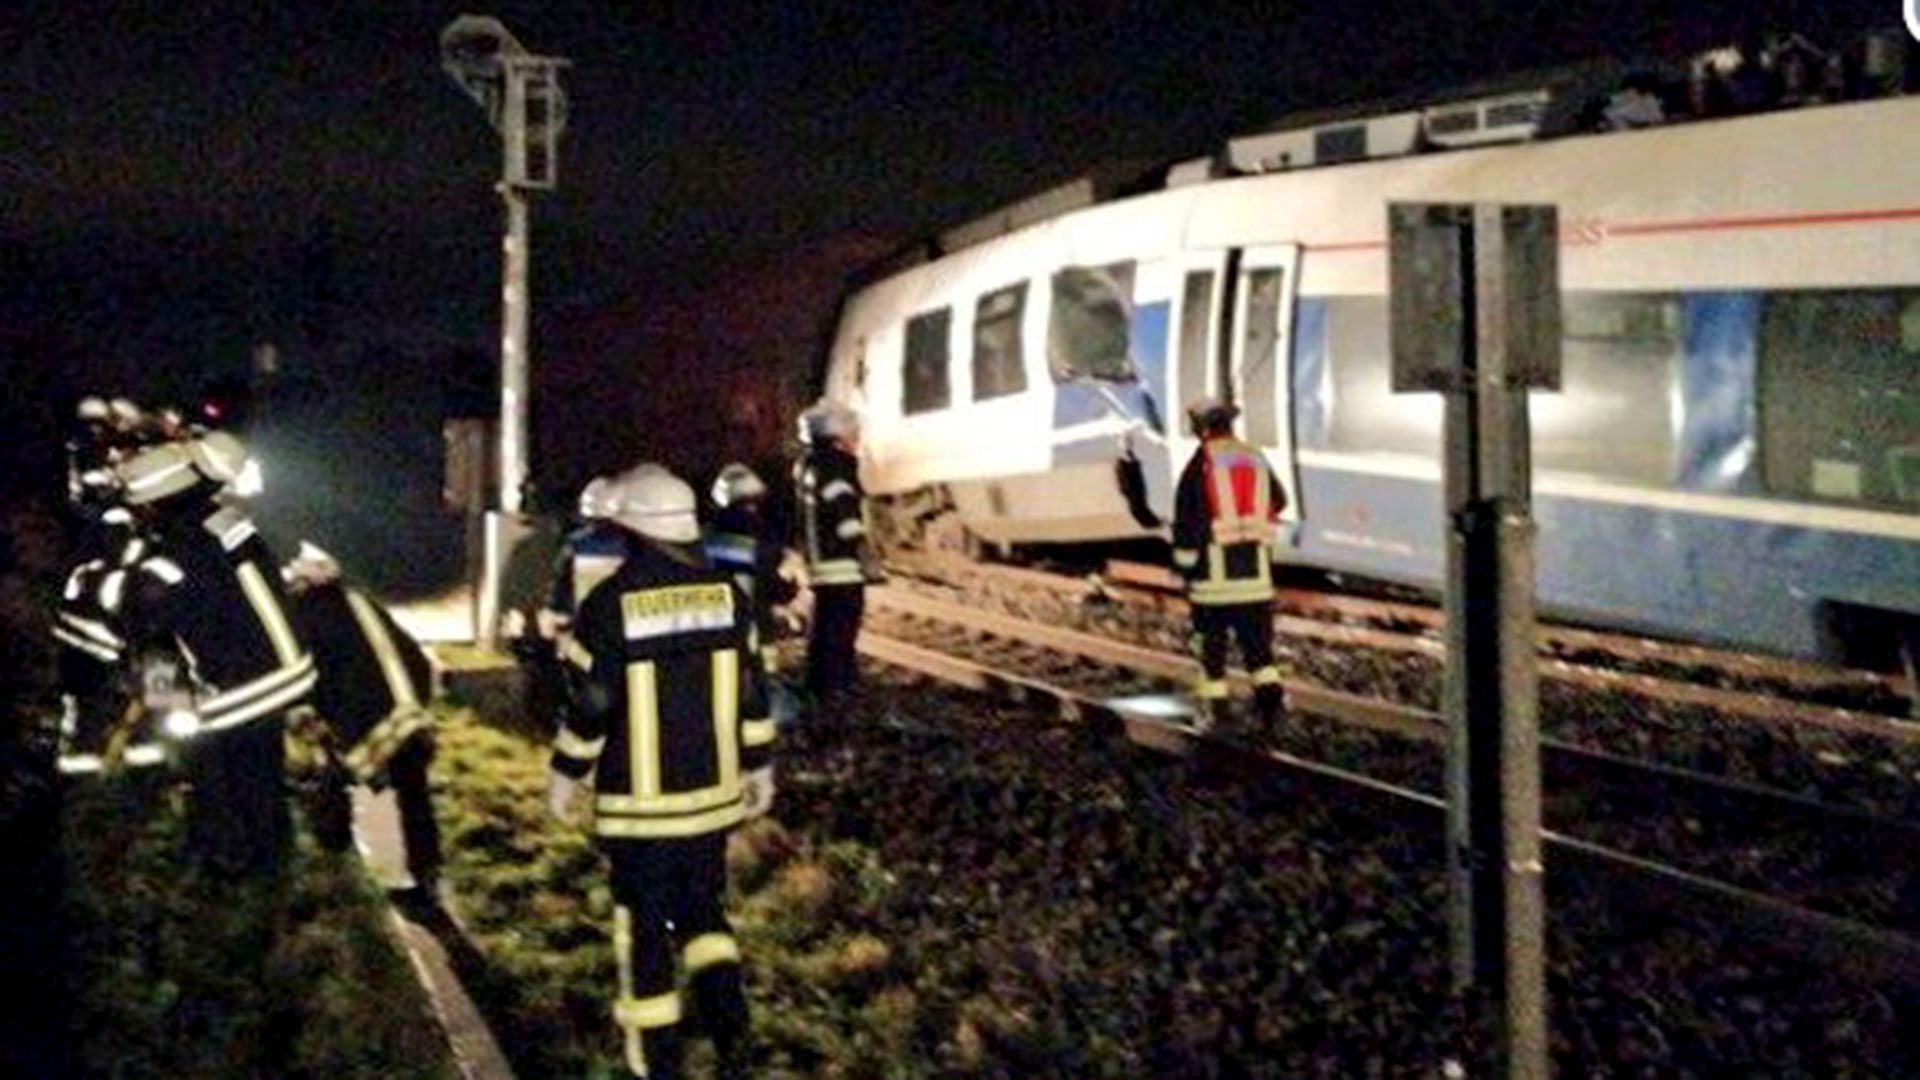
[282,706,328,780]
[741,767,776,819]
[548,771,586,825]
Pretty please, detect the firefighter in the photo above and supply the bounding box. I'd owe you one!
[706,462,798,679]
[282,543,443,895]
[49,504,169,776]
[65,397,121,524]
[111,431,315,875]
[793,402,872,701]
[547,463,774,1080]
[1171,397,1289,733]
[520,476,633,721]
[539,475,633,639]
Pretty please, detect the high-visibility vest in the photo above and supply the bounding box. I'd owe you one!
[1173,438,1283,607]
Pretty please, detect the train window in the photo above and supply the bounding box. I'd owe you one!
[902,308,952,415]
[1759,289,1920,508]
[1320,292,1680,486]
[1178,271,1214,429]
[1323,296,1439,457]
[971,283,1028,402]
[1542,293,1682,486]
[1049,262,1135,382]
[1240,268,1285,447]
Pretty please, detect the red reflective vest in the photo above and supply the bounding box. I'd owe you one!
[1172,437,1288,606]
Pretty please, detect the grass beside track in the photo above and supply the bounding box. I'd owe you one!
[56,775,458,1080]
[432,706,932,1080]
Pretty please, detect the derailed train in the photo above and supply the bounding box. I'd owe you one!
[820,78,1920,666]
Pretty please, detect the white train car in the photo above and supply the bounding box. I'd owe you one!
[823,93,1920,664]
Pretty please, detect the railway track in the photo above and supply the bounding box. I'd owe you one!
[884,550,1920,745]
[855,586,1920,992]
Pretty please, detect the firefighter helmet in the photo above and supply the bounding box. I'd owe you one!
[603,463,700,543]
[711,462,767,509]
[107,397,143,430]
[799,401,857,444]
[578,476,613,520]
[192,431,248,485]
[1187,395,1239,433]
[283,541,343,588]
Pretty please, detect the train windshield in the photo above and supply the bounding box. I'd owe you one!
[1048,262,1136,383]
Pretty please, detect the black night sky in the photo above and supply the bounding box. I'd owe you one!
[0,0,1902,582]
[2,1,1896,359]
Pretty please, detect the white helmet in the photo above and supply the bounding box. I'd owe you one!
[192,431,248,484]
[800,401,857,444]
[107,397,143,430]
[192,430,264,498]
[282,541,342,588]
[116,442,203,505]
[578,476,614,520]
[602,463,700,543]
[710,462,767,509]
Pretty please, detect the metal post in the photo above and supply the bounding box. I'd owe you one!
[441,16,565,647]
[476,184,531,648]
[1390,202,1559,1080]
[499,183,530,515]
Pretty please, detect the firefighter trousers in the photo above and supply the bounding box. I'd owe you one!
[181,714,290,878]
[311,734,442,887]
[807,584,865,698]
[1191,601,1286,723]
[606,834,749,1079]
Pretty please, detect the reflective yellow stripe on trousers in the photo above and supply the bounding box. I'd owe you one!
[683,932,742,973]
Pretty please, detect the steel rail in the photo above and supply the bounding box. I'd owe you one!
[854,622,1920,994]
[884,553,1920,745]
[1103,558,1904,696]
[870,584,1919,836]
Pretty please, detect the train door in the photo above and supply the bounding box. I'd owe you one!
[1166,249,1232,496]
[1228,244,1303,537]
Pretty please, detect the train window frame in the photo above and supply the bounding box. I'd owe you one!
[971,282,1029,403]
[901,307,953,416]
[1757,288,1920,510]
[1047,261,1136,384]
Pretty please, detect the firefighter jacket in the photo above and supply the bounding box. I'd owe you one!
[795,442,867,587]
[291,581,435,782]
[540,522,638,638]
[703,504,797,667]
[118,498,316,733]
[550,538,775,842]
[51,515,168,774]
[52,510,144,674]
[1171,436,1289,607]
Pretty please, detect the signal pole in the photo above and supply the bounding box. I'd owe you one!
[1389,202,1561,1080]
[441,16,567,645]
